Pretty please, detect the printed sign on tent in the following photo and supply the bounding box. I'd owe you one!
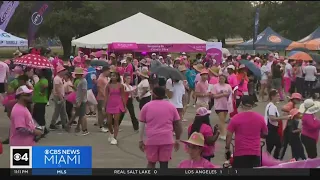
[206,42,222,64]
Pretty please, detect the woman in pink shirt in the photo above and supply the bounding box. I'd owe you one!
[208,67,219,110]
[195,70,210,108]
[187,107,220,161]
[226,96,268,168]
[139,87,182,169]
[178,132,218,168]
[212,75,232,140]
[299,99,320,159]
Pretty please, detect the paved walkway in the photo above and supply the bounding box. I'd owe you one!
[0,100,319,168]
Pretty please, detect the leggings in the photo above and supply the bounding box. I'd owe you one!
[301,134,317,159]
[266,124,282,159]
[233,155,261,168]
[32,103,47,126]
[65,100,73,121]
[139,96,151,110]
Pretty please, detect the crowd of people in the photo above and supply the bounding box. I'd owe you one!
[0,48,320,169]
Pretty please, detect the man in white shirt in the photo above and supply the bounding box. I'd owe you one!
[266,53,275,93]
[166,78,186,121]
[0,61,9,96]
[303,61,318,98]
[283,59,294,98]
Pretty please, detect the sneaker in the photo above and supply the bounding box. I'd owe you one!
[110,138,118,145]
[193,104,196,108]
[173,132,176,136]
[119,128,123,132]
[46,102,50,106]
[91,113,96,117]
[86,112,92,116]
[75,128,81,133]
[134,129,139,133]
[108,134,114,142]
[182,119,188,122]
[93,123,98,126]
[55,121,62,126]
[2,139,9,144]
[100,127,109,133]
[49,125,58,131]
[72,121,77,126]
[219,135,226,141]
[82,131,90,136]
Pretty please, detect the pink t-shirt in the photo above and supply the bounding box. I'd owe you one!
[53,75,65,97]
[117,66,125,76]
[212,83,232,110]
[178,158,217,168]
[0,61,9,83]
[125,63,134,83]
[188,124,215,156]
[227,73,238,89]
[195,81,209,105]
[301,114,320,142]
[227,111,268,156]
[209,76,218,85]
[195,73,201,83]
[96,74,109,101]
[140,100,180,145]
[10,103,36,146]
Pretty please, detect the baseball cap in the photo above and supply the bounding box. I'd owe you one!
[196,107,211,116]
[227,65,235,70]
[241,95,254,107]
[151,53,156,56]
[16,85,33,95]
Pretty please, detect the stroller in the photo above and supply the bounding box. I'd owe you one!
[223,139,266,168]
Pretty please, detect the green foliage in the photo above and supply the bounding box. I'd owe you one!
[5,1,320,56]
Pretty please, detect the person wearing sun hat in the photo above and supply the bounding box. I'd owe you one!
[298,99,320,159]
[195,69,210,109]
[187,107,220,162]
[178,132,218,168]
[67,67,89,136]
[49,64,69,132]
[279,93,303,159]
[279,108,306,161]
[137,68,151,110]
[10,85,43,146]
[139,86,182,169]
[109,53,116,65]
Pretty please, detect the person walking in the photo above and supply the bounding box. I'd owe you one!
[119,73,139,132]
[303,61,318,98]
[166,75,186,122]
[49,65,69,131]
[137,68,151,110]
[264,89,291,159]
[105,71,126,145]
[32,69,49,138]
[299,99,320,159]
[139,86,182,169]
[96,66,110,133]
[10,86,43,146]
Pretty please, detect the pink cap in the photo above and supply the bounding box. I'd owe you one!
[247,55,251,60]
[200,69,209,75]
[16,85,33,95]
[196,107,211,116]
[236,55,241,60]
[290,93,302,100]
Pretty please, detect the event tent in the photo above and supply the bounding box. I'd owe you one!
[297,27,320,50]
[235,27,303,51]
[0,29,28,47]
[71,12,206,52]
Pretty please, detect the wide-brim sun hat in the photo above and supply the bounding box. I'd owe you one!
[227,65,235,70]
[181,132,205,147]
[208,67,219,76]
[193,64,204,72]
[72,67,87,75]
[178,65,187,72]
[298,99,320,114]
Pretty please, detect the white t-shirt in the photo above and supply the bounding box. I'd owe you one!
[137,79,151,98]
[166,79,185,108]
[284,63,292,78]
[303,65,317,81]
[264,102,279,126]
[123,83,135,98]
[266,61,273,72]
[0,61,9,83]
[260,65,268,80]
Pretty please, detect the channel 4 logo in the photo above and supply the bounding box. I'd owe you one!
[10,146,33,168]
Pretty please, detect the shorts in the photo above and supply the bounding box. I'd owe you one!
[97,100,104,113]
[145,144,173,163]
[260,79,268,85]
[215,110,228,114]
[0,83,5,93]
[74,102,87,118]
[272,78,282,89]
[87,89,98,105]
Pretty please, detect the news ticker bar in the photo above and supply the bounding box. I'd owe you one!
[3,168,320,176]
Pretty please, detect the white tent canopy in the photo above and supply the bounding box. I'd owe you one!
[71,12,205,49]
[0,29,28,47]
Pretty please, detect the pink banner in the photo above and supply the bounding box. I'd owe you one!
[109,42,138,50]
[136,44,205,52]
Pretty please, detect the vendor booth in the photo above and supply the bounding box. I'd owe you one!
[0,29,28,47]
[235,27,303,51]
[297,27,320,50]
[71,12,206,52]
